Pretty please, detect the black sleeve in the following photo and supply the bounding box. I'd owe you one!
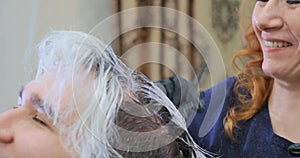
[155,76,205,113]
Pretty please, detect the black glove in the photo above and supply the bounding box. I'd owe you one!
[155,76,204,119]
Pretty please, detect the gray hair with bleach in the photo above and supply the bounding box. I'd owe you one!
[28,30,211,158]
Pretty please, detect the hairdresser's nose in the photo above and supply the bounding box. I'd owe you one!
[254,1,284,31]
[0,109,16,143]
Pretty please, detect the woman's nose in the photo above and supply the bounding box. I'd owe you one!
[254,1,284,31]
[0,128,14,143]
[0,110,16,143]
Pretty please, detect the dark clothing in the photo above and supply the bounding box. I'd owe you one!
[188,77,298,158]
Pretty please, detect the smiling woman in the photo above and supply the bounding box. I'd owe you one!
[168,0,300,157]
[0,31,210,158]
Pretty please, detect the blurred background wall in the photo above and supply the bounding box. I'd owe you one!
[0,0,112,112]
[0,0,254,112]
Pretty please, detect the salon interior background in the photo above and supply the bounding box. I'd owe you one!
[0,0,254,112]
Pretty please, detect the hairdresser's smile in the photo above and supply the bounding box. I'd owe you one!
[252,0,300,82]
[264,40,292,48]
[261,36,295,54]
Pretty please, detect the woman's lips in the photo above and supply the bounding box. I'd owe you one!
[264,40,293,48]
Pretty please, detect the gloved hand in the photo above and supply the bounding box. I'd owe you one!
[155,76,204,120]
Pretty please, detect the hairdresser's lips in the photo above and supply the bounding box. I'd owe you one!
[261,38,294,53]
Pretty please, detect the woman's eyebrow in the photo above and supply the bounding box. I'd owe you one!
[30,93,43,108]
[18,86,24,99]
[19,85,46,111]
[30,93,53,116]
[22,85,54,116]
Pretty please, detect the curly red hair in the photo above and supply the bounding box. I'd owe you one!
[224,26,274,140]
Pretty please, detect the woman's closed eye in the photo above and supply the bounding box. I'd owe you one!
[33,115,49,127]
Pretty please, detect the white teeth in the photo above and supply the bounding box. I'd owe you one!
[264,41,292,48]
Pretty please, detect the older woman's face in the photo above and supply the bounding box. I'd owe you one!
[0,73,71,158]
[252,0,300,82]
